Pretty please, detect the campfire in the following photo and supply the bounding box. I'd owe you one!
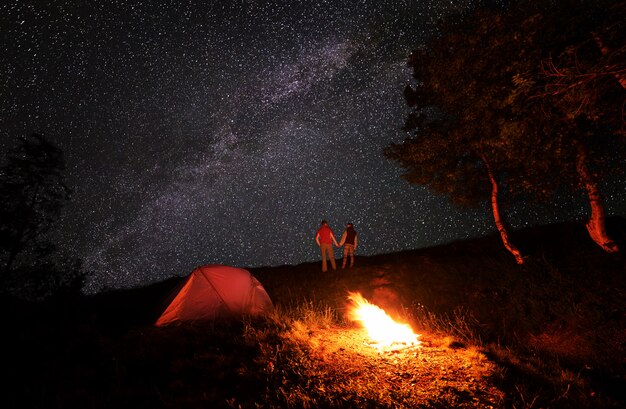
[347,292,421,351]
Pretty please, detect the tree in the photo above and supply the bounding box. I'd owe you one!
[388,0,625,260]
[387,5,531,264]
[509,0,626,252]
[0,134,74,292]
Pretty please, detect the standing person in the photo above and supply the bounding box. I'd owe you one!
[339,222,358,269]
[315,220,339,272]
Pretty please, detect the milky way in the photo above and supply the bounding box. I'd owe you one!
[2,1,624,292]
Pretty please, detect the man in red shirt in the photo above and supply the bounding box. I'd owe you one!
[315,220,339,272]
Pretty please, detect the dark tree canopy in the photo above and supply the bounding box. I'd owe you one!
[388,0,625,211]
[387,0,625,256]
[390,5,525,205]
[0,134,84,298]
[508,0,626,188]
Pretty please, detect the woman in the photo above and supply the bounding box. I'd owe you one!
[339,223,358,268]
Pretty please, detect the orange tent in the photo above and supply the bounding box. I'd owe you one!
[155,264,273,326]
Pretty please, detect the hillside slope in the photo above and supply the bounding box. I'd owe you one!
[2,217,625,408]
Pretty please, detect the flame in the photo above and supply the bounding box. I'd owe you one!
[347,292,420,350]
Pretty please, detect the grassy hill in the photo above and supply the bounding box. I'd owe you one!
[2,217,625,408]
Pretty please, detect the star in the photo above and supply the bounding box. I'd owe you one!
[1,0,623,292]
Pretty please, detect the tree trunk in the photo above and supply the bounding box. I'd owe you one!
[482,156,525,264]
[575,141,619,253]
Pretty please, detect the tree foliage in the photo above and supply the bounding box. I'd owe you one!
[506,0,625,252]
[508,0,626,186]
[391,6,524,205]
[387,0,625,253]
[0,134,85,298]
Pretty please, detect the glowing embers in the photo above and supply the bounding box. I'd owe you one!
[347,292,420,351]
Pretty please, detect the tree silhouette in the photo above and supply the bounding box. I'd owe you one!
[387,5,530,264]
[0,134,83,298]
[388,0,625,260]
[509,0,626,252]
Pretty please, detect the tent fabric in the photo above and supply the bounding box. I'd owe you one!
[155,264,273,326]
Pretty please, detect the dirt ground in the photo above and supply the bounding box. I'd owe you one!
[280,325,505,408]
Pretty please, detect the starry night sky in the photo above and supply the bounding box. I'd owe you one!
[2,1,624,292]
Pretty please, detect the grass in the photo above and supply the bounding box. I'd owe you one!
[2,217,625,408]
